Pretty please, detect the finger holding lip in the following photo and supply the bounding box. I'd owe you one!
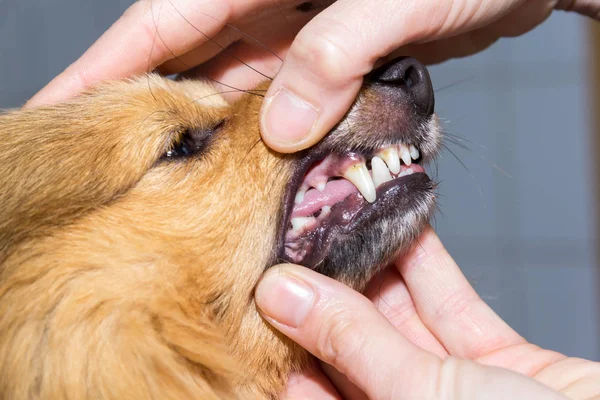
[255,263,566,400]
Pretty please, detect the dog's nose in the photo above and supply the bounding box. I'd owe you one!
[371,57,435,116]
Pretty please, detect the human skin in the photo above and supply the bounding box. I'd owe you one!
[24,1,600,398]
[256,227,600,399]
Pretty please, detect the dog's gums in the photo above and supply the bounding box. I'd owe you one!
[276,57,440,285]
[283,148,425,265]
[0,56,441,399]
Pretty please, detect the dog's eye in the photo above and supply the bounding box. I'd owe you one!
[161,121,224,161]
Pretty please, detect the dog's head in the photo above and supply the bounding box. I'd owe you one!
[0,57,440,399]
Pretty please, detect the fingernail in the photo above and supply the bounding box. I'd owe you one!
[261,87,319,147]
[255,271,315,328]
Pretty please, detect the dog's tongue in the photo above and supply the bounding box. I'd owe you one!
[291,179,358,218]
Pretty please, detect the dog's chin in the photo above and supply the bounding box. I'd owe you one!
[308,173,436,290]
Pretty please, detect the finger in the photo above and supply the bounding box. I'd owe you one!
[556,0,600,20]
[364,266,448,358]
[176,41,284,103]
[254,263,442,400]
[259,0,529,152]
[320,363,368,400]
[25,0,280,108]
[255,264,566,400]
[158,1,315,76]
[396,226,526,359]
[284,361,342,400]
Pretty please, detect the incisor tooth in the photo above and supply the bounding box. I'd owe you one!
[409,145,420,160]
[316,181,327,192]
[371,157,393,188]
[378,147,401,174]
[400,145,412,166]
[294,187,307,204]
[291,217,315,232]
[343,163,376,203]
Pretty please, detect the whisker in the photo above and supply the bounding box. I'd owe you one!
[153,24,266,99]
[189,89,267,105]
[444,132,513,179]
[444,131,489,151]
[146,0,166,102]
[441,143,487,206]
[165,0,275,81]
[443,136,472,152]
[223,23,283,62]
[242,138,264,165]
[434,76,475,93]
[271,0,296,47]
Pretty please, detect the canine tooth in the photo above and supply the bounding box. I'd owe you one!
[291,217,315,232]
[400,145,412,166]
[343,163,376,203]
[409,145,420,160]
[378,147,401,174]
[371,157,393,188]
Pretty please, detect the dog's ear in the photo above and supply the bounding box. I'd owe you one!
[0,76,228,257]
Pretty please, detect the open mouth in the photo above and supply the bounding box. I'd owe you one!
[280,143,428,267]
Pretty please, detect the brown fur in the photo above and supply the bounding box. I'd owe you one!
[0,67,439,398]
[0,76,308,399]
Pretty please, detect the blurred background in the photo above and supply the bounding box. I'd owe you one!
[1,1,598,360]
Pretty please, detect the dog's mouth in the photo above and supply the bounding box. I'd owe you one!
[271,56,439,283]
[279,143,429,267]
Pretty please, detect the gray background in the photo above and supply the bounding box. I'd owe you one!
[1,2,598,360]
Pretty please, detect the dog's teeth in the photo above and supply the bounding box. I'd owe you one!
[342,163,376,203]
[409,145,420,160]
[371,157,393,188]
[290,216,315,232]
[294,187,307,205]
[316,181,327,192]
[400,144,412,166]
[399,167,415,178]
[321,206,331,217]
[378,147,401,174]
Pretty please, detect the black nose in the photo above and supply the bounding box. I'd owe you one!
[371,57,435,115]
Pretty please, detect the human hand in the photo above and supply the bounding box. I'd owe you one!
[27,0,600,151]
[254,227,600,399]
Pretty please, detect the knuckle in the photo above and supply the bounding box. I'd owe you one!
[434,287,478,323]
[291,21,359,84]
[436,356,466,399]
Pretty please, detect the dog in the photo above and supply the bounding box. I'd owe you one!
[0,56,441,399]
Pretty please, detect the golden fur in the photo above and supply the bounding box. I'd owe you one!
[0,58,440,398]
[0,76,307,399]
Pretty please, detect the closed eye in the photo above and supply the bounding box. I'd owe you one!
[161,120,225,161]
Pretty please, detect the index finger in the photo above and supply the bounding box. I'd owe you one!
[395,226,526,359]
[24,0,276,108]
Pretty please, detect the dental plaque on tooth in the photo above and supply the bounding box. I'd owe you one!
[287,144,424,241]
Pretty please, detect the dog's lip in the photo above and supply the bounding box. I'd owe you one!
[275,147,430,267]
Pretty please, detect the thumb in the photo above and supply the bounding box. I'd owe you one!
[254,264,568,400]
[259,0,529,152]
[556,0,600,20]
